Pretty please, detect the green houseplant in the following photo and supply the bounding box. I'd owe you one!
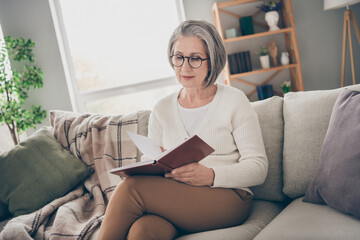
[257,0,281,12]
[280,80,291,93]
[256,46,270,56]
[256,46,270,69]
[0,36,46,145]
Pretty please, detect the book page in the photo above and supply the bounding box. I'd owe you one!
[155,137,191,160]
[127,131,162,159]
[110,159,155,172]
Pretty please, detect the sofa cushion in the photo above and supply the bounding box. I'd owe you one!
[0,201,11,221]
[253,197,360,240]
[250,96,287,201]
[303,89,360,218]
[0,127,93,217]
[282,84,360,198]
[89,200,285,240]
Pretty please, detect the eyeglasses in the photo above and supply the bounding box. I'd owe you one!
[170,55,209,69]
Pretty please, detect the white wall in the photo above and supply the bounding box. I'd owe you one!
[0,0,73,128]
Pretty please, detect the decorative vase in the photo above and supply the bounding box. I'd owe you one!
[259,55,270,69]
[225,28,240,39]
[281,52,290,65]
[265,11,280,31]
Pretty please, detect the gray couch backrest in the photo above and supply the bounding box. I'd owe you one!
[137,84,360,202]
[282,84,360,199]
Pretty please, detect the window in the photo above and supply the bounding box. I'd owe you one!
[50,0,184,114]
[0,24,27,149]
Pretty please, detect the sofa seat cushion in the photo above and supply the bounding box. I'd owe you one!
[89,200,285,240]
[89,200,284,240]
[175,200,285,240]
[282,84,360,198]
[253,197,360,240]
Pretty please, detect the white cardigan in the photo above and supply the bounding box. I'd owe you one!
[147,83,268,192]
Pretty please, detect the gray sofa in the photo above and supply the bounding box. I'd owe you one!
[174,84,360,240]
[1,84,360,239]
[92,84,360,240]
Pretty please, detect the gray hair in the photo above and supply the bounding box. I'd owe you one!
[167,20,226,88]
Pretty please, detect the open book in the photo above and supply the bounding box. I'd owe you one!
[110,132,215,178]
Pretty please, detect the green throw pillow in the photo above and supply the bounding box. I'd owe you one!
[0,127,93,217]
[0,200,11,221]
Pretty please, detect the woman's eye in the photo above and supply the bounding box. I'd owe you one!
[190,57,201,62]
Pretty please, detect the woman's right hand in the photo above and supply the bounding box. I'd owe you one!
[164,162,215,187]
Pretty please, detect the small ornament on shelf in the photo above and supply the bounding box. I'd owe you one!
[225,28,240,39]
[268,41,278,67]
[257,1,282,31]
[281,52,290,65]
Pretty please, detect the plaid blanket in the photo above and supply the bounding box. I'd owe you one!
[0,110,148,240]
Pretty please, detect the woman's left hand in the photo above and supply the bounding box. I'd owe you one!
[164,162,215,187]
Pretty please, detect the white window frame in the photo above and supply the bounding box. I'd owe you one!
[48,0,186,112]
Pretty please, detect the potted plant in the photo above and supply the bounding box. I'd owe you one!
[256,46,270,69]
[280,81,291,94]
[0,36,46,145]
[257,1,282,31]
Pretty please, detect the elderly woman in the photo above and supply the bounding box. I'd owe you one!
[98,20,268,240]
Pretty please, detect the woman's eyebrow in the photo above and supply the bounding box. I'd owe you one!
[174,51,204,56]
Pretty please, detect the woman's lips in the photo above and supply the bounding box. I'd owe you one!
[181,75,194,80]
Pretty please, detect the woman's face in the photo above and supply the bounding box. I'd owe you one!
[172,36,209,89]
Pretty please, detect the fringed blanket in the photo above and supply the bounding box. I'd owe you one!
[0,110,150,240]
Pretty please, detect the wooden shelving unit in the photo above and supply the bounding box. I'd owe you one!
[212,0,304,98]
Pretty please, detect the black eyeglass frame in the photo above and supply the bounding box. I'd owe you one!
[170,55,209,69]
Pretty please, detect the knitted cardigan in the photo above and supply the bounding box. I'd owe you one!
[147,83,268,192]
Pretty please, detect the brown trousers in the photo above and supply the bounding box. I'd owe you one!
[97,175,253,240]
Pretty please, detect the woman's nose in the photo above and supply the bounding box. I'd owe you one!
[181,59,192,70]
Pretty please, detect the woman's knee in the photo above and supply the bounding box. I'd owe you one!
[114,175,165,197]
[127,214,177,240]
[113,176,144,197]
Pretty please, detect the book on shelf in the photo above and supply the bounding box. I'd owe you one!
[257,85,274,100]
[240,52,248,72]
[110,132,215,178]
[235,52,243,73]
[239,16,254,35]
[245,51,252,72]
[228,53,239,74]
[235,53,242,73]
[228,51,252,74]
[257,86,265,100]
[265,85,274,98]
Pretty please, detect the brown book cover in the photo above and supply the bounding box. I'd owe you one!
[110,135,215,178]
